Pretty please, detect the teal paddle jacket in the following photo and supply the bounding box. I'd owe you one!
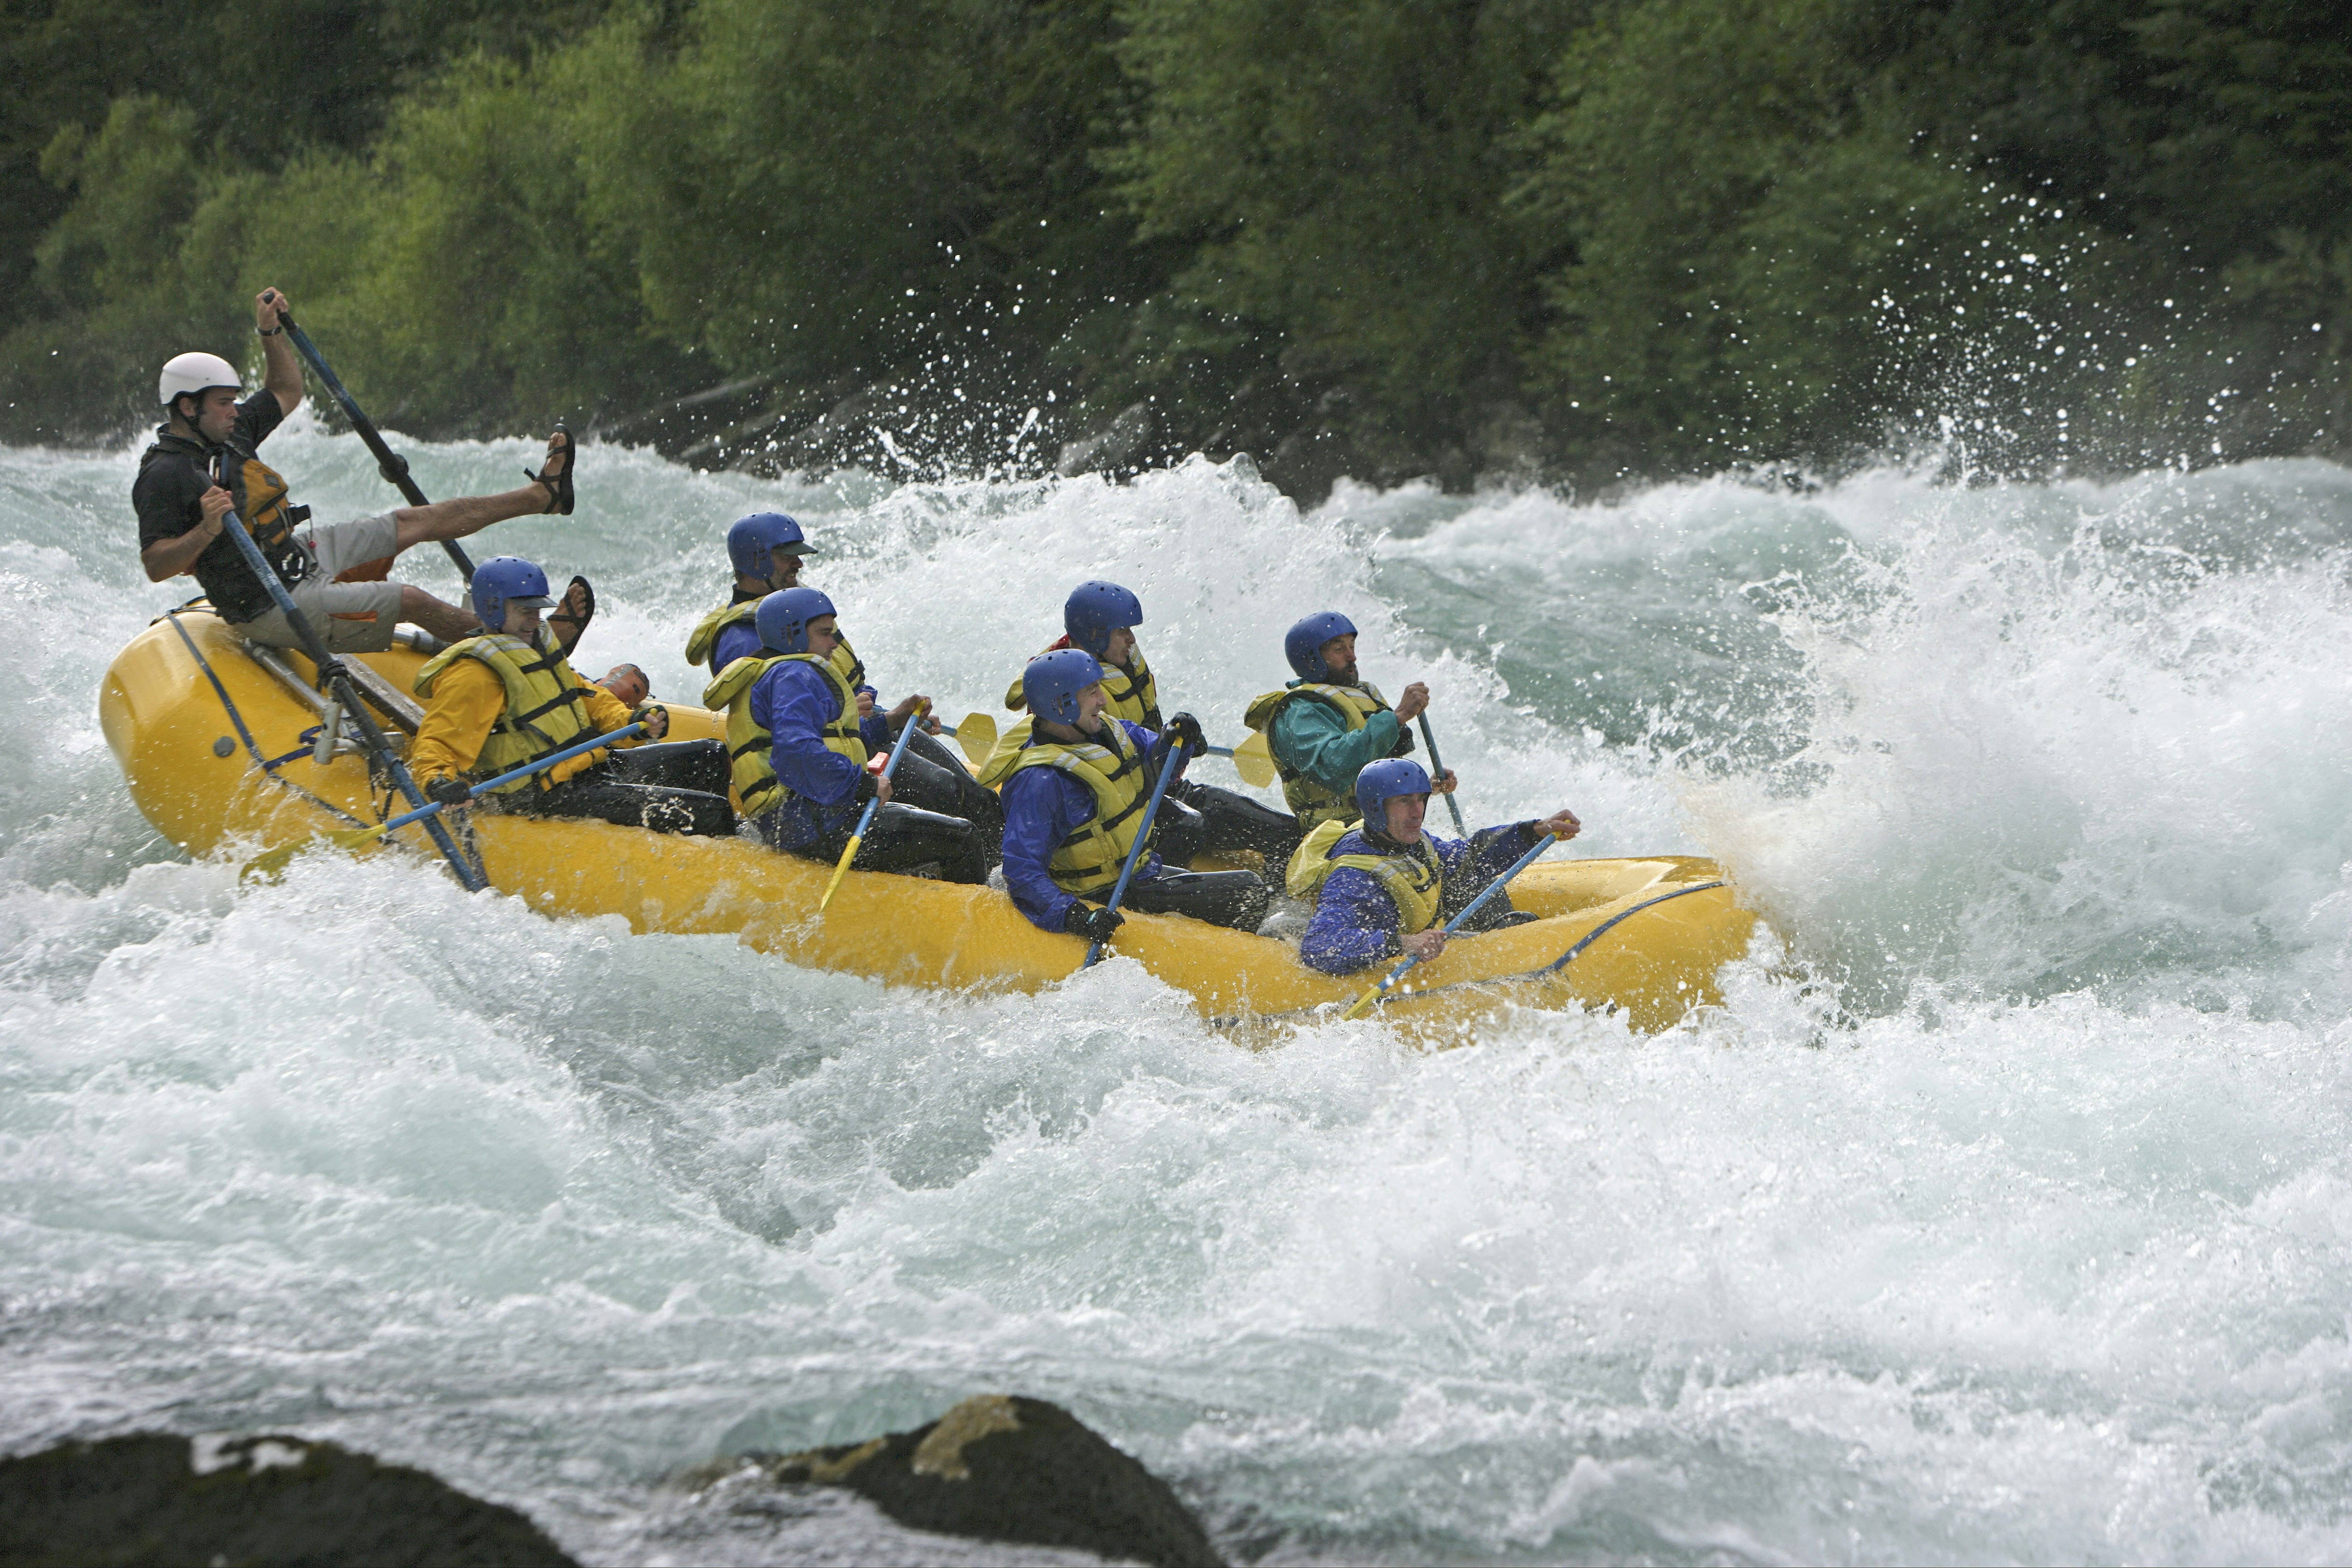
[1269,687,1409,801]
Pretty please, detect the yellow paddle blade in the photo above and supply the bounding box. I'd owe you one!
[1340,980,1387,1022]
[817,833,862,911]
[951,713,997,766]
[1232,730,1277,788]
[240,819,398,882]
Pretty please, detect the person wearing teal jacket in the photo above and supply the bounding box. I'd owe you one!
[1242,611,1458,831]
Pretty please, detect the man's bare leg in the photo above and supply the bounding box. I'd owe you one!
[399,585,485,642]
[390,429,571,553]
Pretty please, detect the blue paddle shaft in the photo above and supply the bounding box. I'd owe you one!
[1082,741,1187,968]
[1365,829,1556,1002]
[378,723,644,834]
[845,707,927,844]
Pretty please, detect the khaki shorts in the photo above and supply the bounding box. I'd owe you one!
[229,512,406,653]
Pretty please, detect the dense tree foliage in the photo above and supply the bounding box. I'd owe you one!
[0,0,2342,488]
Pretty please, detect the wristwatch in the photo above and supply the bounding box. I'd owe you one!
[256,325,280,336]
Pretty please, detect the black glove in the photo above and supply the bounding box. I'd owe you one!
[1148,713,1205,774]
[426,776,472,808]
[1063,903,1125,942]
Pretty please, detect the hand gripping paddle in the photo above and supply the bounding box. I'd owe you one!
[819,706,928,912]
[1338,829,1561,1021]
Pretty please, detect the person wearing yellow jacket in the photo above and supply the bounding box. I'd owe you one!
[411,557,735,836]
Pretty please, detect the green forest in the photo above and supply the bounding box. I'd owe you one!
[1,0,2345,495]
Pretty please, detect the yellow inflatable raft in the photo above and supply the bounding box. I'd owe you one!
[99,607,1756,1034]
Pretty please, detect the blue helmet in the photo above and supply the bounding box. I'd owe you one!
[1285,611,1358,681]
[728,511,812,579]
[755,586,837,655]
[1356,757,1432,833]
[1024,647,1105,725]
[472,556,554,632]
[1064,580,1143,659]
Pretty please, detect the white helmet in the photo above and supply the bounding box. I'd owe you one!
[158,351,241,409]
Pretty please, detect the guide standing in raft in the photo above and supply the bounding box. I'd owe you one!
[134,287,578,652]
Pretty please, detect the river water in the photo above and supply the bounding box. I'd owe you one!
[5,417,2352,1563]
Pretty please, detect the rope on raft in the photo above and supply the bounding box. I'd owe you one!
[1211,876,1732,1027]
[163,608,372,831]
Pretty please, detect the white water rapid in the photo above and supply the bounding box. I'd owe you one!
[5,415,2352,1563]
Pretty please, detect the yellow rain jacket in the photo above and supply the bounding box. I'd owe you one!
[411,626,640,792]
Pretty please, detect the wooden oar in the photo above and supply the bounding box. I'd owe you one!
[1417,714,1469,836]
[243,723,644,880]
[818,706,927,911]
[1080,741,1188,967]
[1339,830,1561,1020]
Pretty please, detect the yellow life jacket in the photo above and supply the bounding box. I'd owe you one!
[987,645,1159,788]
[1005,721,1155,896]
[222,450,313,585]
[1284,819,1444,934]
[702,650,868,817]
[974,715,1037,789]
[413,626,601,794]
[685,598,870,691]
[683,599,758,669]
[1004,646,1160,728]
[1240,681,1406,829]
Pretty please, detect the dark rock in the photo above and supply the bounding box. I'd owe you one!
[746,1394,1221,1568]
[735,383,902,476]
[1259,423,1358,504]
[599,373,783,454]
[0,1432,577,1568]
[1057,403,1157,477]
[1467,399,1551,486]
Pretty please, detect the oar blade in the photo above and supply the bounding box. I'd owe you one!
[1340,982,1385,1022]
[239,821,394,882]
[1232,731,1277,788]
[951,713,997,766]
[241,840,312,883]
[817,835,862,911]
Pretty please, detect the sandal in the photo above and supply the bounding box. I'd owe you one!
[525,422,576,516]
[548,575,595,657]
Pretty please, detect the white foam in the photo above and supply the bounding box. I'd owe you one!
[6,432,2352,1561]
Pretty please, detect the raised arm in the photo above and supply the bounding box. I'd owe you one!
[255,288,302,417]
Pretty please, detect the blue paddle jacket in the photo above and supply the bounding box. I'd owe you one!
[1299,821,1546,974]
[710,617,763,675]
[746,658,894,851]
[1001,718,1187,931]
[721,618,896,750]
